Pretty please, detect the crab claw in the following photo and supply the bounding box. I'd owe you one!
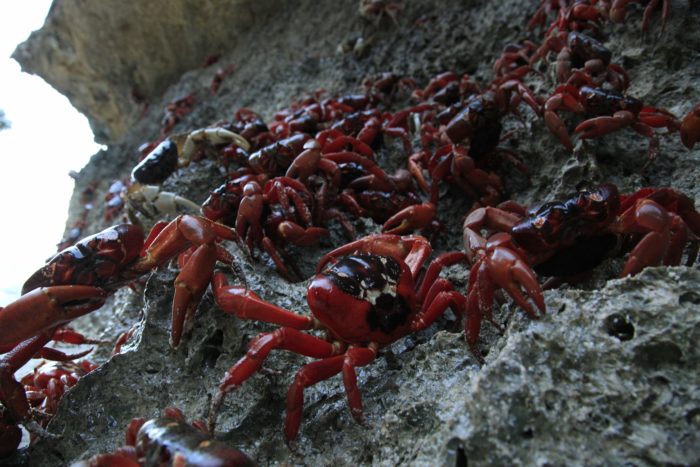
[170,244,217,348]
[127,184,200,220]
[0,286,106,348]
[176,127,250,166]
[680,103,700,149]
[486,246,545,318]
[381,202,436,235]
[278,221,329,247]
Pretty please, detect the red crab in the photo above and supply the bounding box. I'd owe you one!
[680,103,700,149]
[210,63,235,94]
[531,31,629,91]
[528,0,605,33]
[462,183,700,357]
[544,85,680,157]
[76,407,254,467]
[0,215,246,455]
[0,325,102,457]
[18,215,246,348]
[161,93,195,136]
[609,0,669,33]
[359,0,402,25]
[21,359,97,424]
[208,234,469,442]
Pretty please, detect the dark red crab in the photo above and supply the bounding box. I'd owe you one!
[462,183,700,358]
[531,31,629,91]
[680,103,700,149]
[76,407,254,467]
[0,215,247,455]
[544,84,680,157]
[208,233,469,442]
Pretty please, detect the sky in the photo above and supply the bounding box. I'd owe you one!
[0,2,103,305]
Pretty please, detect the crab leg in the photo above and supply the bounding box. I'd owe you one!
[170,243,217,348]
[416,251,468,302]
[485,246,545,317]
[412,280,468,331]
[286,355,345,442]
[342,346,377,423]
[277,221,329,247]
[575,110,635,139]
[209,328,340,433]
[136,215,244,273]
[317,234,432,279]
[544,86,584,151]
[212,273,316,330]
[619,199,672,277]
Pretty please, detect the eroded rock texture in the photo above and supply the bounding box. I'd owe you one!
[6,0,700,465]
[13,0,276,142]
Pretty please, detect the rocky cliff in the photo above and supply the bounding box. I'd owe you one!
[10,0,700,465]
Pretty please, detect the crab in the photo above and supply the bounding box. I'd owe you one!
[125,183,200,226]
[609,0,669,33]
[75,407,254,467]
[544,84,680,157]
[531,31,629,91]
[680,103,700,149]
[462,183,700,358]
[0,325,102,456]
[208,233,469,442]
[210,63,235,94]
[384,76,540,236]
[131,128,250,185]
[21,359,97,424]
[21,215,247,348]
[359,0,402,26]
[443,78,542,150]
[203,172,333,281]
[528,0,605,32]
[0,215,248,454]
[161,93,195,136]
[492,42,539,80]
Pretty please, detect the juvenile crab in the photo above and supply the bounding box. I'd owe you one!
[208,234,468,442]
[462,183,700,357]
[21,359,97,425]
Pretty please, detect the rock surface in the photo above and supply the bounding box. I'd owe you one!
[13,0,277,142]
[6,0,700,466]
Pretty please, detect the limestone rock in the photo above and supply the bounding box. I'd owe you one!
[12,0,275,142]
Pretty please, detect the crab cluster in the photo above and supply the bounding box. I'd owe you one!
[1,0,700,463]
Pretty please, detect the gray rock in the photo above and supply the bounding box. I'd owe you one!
[12,0,278,143]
